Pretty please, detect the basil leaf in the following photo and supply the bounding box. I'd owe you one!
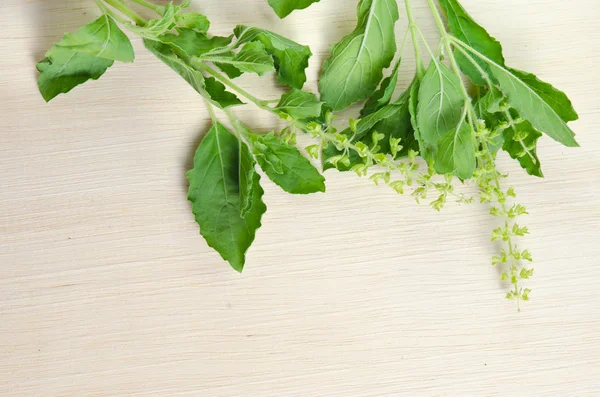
[214,61,244,79]
[187,123,266,272]
[267,0,321,18]
[438,0,504,86]
[200,42,275,76]
[507,67,579,123]
[234,26,311,89]
[159,29,233,58]
[239,137,257,217]
[36,15,135,101]
[319,0,399,110]
[416,61,465,159]
[251,133,326,194]
[203,77,244,108]
[434,111,476,179]
[408,77,422,153]
[323,91,416,171]
[275,89,324,120]
[361,57,402,117]
[474,89,504,154]
[128,4,177,38]
[175,13,210,32]
[50,15,134,63]
[503,118,543,178]
[37,48,114,102]
[373,95,417,158]
[477,57,579,147]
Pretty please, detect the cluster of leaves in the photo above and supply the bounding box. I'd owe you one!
[38,0,579,307]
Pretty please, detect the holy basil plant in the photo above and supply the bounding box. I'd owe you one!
[37,0,579,309]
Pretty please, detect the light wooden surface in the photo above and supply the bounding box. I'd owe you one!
[2,0,600,395]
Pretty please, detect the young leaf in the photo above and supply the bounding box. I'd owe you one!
[175,13,210,32]
[319,0,399,110]
[37,48,114,102]
[507,67,579,123]
[416,61,465,159]
[234,26,311,89]
[478,86,505,114]
[438,0,504,86]
[201,42,275,76]
[434,110,477,179]
[361,57,402,117]
[128,3,178,38]
[503,119,543,177]
[474,89,504,154]
[275,89,324,120]
[267,0,321,18]
[475,54,579,147]
[251,133,326,194]
[187,123,266,272]
[50,15,134,63]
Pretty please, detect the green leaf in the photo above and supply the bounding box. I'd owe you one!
[267,0,321,18]
[37,47,114,102]
[251,133,325,194]
[472,52,579,147]
[214,62,244,79]
[372,96,417,159]
[478,85,505,114]
[239,136,257,217]
[234,26,311,89]
[203,77,244,108]
[322,91,416,171]
[361,57,402,117]
[434,110,476,179]
[474,89,504,154]
[502,118,543,177]
[187,123,266,272]
[36,15,135,101]
[50,15,134,63]
[275,89,324,120]
[408,77,422,152]
[319,0,399,110]
[175,12,210,32]
[438,0,504,86]
[200,42,275,76]
[144,40,242,108]
[508,67,579,123]
[416,61,465,159]
[159,29,233,58]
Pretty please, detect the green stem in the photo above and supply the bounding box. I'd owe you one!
[193,62,272,110]
[404,0,425,78]
[203,98,218,124]
[425,4,526,308]
[130,0,159,12]
[103,0,147,26]
[425,0,476,124]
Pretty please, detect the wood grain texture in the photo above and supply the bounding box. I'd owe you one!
[1,0,599,395]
